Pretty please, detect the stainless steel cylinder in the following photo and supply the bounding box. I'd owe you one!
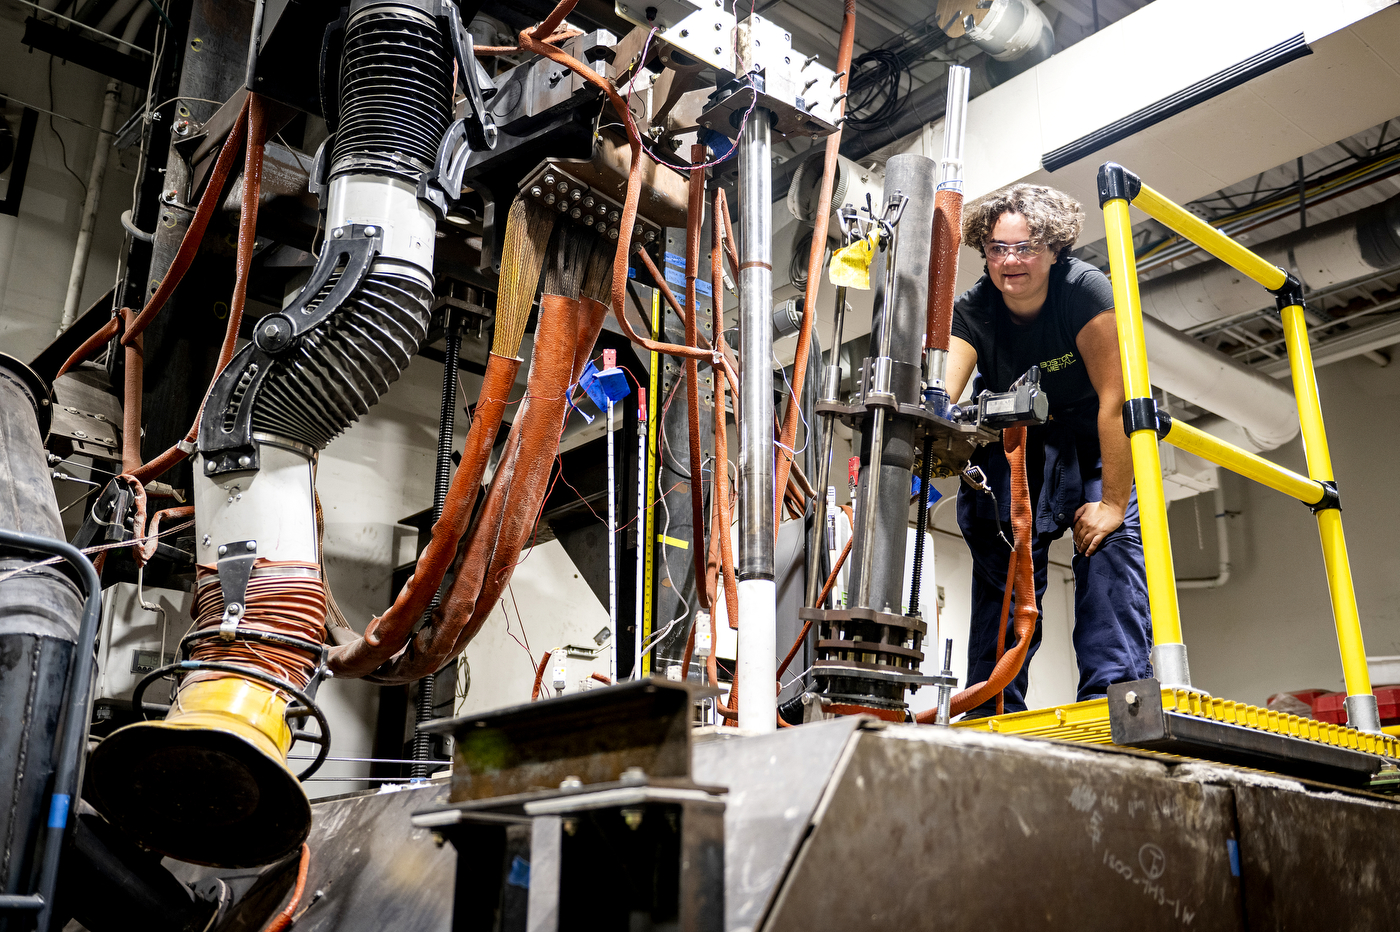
[737,109,774,584]
[737,108,776,734]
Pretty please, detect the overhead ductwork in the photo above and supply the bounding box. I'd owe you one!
[1142,314,1299,452]
[939,0,1055,86]
[1140,194,1400,331]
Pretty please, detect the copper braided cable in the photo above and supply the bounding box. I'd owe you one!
[475,26,582,56]
[260,844,311,932]
[327,351,521,676]
[915,426,1036,723]
[771,0,856,531]
[59,96,251,381]
[189,561,326,692]
[531,651,552,700]
[927,187,963,353]
[138,505,194,567]
[128,94,269,487]
[120,307,142,474]
[710,356,740,724]
[494,197,556,356]
[363,293,602,683]
[683,142,710,610]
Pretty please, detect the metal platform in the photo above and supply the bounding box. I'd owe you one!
[187,714,1400,931]
[953,678,1400,789]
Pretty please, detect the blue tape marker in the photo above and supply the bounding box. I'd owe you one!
[48,794,70,829]
[911,475,942,506]
[664,251,685,270]
[1227,839,1240,877]
[507,855,531,889]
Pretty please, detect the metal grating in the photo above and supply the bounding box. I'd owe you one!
[954,687,1400,760]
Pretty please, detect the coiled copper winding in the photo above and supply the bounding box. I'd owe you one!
[189,560,326,692]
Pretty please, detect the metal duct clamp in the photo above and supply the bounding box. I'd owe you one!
[200,223,385,476]
[420,2,499,218]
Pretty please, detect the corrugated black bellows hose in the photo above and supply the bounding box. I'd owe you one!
[411,314,459,777]
[247,4,453,449]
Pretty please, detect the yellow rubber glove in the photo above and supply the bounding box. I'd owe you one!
[828,230,881,290]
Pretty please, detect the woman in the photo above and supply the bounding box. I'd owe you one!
[945,183,1152,716]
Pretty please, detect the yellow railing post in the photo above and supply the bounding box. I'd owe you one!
[1097,163,1189,689]
[1103,160,1380,733]
[1279,298,1379,732]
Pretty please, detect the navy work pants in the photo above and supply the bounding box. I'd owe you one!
[956,423,1152,717]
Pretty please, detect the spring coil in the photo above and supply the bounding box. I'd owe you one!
[189,563,326,692]
[331,5,454,182]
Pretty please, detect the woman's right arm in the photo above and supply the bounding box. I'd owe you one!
[945,336,978,403]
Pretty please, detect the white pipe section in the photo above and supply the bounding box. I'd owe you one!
[58,79,121,332]
[737,578,776,731]
[1177,480,1230,589]
[962,0,1053,62]
[96,0,142,35]
[1142,314,1298,451]
[194,441,320,566]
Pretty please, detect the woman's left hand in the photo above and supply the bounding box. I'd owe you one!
[1072,500,1125,556]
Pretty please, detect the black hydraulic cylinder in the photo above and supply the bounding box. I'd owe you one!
[847,153,937,614]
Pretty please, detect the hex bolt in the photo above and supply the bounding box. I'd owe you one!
[1124,690,1140,710]
[227,603,242,616]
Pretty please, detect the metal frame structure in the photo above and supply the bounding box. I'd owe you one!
[1097,161,1380,733]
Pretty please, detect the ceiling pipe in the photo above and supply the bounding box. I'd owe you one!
[1139,193,1400,331]
[1176,480,1231,589]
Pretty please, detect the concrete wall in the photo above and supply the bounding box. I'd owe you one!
[1171,353,1400,706]
[0,17,138,359]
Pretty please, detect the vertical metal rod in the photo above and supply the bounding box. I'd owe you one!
[908,434,935,615]
[607,398,618,682]
[245,0,267,90]
[412,313,459,776]
[804,284,848,608]
[737,108,776,734]
[855,224,902,610]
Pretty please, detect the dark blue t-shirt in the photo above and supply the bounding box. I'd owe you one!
[951,257,1115,434]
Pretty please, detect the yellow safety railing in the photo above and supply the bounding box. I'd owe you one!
[1097,162,1379,733]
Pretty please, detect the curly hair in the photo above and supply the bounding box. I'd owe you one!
[961,184,1085,262]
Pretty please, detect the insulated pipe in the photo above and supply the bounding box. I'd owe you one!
[737,109,776,734]
[58,79,120,333]
[1142,315,1298,450]
[1139,194,1400,331]
[1177,480,1230,589]
[924,66,969,390]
